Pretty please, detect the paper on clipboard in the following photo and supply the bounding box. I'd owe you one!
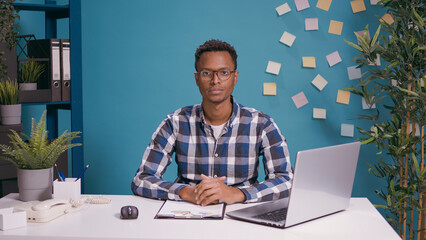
[155,200,225,219]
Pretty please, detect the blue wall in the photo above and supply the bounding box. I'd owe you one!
[19,0,389,205]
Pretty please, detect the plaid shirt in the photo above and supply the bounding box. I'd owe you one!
[131,97,293,203]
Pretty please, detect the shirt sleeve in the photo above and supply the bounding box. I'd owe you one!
[237,118,293,203]
[131,115,187,200]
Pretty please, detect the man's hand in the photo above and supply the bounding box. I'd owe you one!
[194,174,246,206]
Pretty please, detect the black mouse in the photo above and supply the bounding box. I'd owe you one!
[120,205,139,219]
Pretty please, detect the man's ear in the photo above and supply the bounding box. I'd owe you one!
[233,71,239,86]
[194,72,200,87]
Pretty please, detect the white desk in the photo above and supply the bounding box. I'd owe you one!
[0,194,401,240]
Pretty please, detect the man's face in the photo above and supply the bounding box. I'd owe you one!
[194,51,239,105]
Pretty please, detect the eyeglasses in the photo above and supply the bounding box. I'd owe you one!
[196,69,236,81]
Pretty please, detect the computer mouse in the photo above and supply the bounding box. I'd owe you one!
[120,205,138,219]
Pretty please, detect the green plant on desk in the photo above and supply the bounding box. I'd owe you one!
[0,110,82,169]
[18,61,45,84]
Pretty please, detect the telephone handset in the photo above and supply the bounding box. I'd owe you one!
[14,199,72,223]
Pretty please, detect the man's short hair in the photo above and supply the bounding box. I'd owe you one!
[194,39,238,71]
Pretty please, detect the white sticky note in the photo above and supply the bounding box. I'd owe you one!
[362,97,376,109]
[347,66,362,80]
[266,61,282,75]
[294,0,310,11]
[370,0,380,4]
[326,51,342,67]
[292,91,309,109]
[391,79,398,86]
[280,31,296,47]
[313,108,326,119]
[312,74,328,91]
[368,54,381,66]
[305,18,319,31]
[276,3,291,15]
[341,123,355,137]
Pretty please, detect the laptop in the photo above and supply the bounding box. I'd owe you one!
[226,141,361,228]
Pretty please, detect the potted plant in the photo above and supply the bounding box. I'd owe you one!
[344,0,425,239]
[18,60,45,90]
[0,78,21,125]
[0,110,82,201]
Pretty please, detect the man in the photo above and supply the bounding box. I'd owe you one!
[131,39,292,206]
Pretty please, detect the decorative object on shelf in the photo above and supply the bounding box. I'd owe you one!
[18,60,45,91]
[0,79,21,125]
[0,110,82,201]
[344,0,425,239]
[0,0,20,81]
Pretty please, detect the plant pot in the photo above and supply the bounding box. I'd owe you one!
[0,104,21,125]
[19,83,37,91]
[17,167,53,201]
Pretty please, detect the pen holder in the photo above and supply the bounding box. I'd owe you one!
[53,178,81,201]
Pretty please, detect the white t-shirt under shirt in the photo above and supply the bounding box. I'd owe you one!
[210,122,227,140]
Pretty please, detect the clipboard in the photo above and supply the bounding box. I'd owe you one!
[155,200,226,220]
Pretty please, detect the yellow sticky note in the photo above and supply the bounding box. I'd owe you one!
[380,13,394,25]
[336,90,351,105]
[263,83,277,96]
[350,0,366,13]
[316,0,332,11]
[302,57,316,68]
[328,20,343,35]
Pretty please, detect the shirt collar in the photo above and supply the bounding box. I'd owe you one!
[199,96,240,129]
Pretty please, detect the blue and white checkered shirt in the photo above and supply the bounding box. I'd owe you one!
[131,97,293,203]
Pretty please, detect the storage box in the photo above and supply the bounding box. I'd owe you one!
[0,207,26,231]
[53,178,81,200]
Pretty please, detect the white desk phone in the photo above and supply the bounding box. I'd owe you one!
[13,199,72,223]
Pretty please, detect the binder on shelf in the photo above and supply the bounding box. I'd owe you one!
[60,39,71,101]
[27,39,62,102]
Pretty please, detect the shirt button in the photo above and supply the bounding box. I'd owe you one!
[215,153,218,157]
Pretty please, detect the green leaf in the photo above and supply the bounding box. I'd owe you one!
[344,38,363,52]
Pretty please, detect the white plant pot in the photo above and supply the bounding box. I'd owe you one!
[0,104,21,125]
[17,167,54,201]
[19,83,37,91]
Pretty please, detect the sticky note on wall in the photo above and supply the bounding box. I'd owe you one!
[350,0,366,13]
[312,74,328,91]
[276,3,291,15]
[263,83,277,96]
[294,0,310,11]
[305,18,319,31]
[266,61,282,75]
[362,97,376,109]
[303,57,316,68]
[347,66,362,80]
[328,20,343,35]
[336,90,351,104]
[313,108,327,119]
[280,31,296,47]
[341,123,355,137]
[326,51,342,67]
[380,13,394,25]
[370,0,380,5]
[292,91,309,109]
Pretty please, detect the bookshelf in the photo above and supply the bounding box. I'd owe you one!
[10,0,84,186]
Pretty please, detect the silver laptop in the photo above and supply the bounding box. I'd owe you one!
[226,141,361,228]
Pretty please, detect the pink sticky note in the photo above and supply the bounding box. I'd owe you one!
[292,91,309,109]
[294,0,310,11]
[305,18,319,31]
[326,51,342,67]
[355,30,370,44]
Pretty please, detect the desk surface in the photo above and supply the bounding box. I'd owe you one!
[0,194,401,240]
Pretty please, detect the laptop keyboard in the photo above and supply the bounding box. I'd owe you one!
[253,208,288,222]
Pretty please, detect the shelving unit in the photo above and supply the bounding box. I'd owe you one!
[11,0,84,184]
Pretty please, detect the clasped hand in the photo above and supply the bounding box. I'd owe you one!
[179,174,245,206]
